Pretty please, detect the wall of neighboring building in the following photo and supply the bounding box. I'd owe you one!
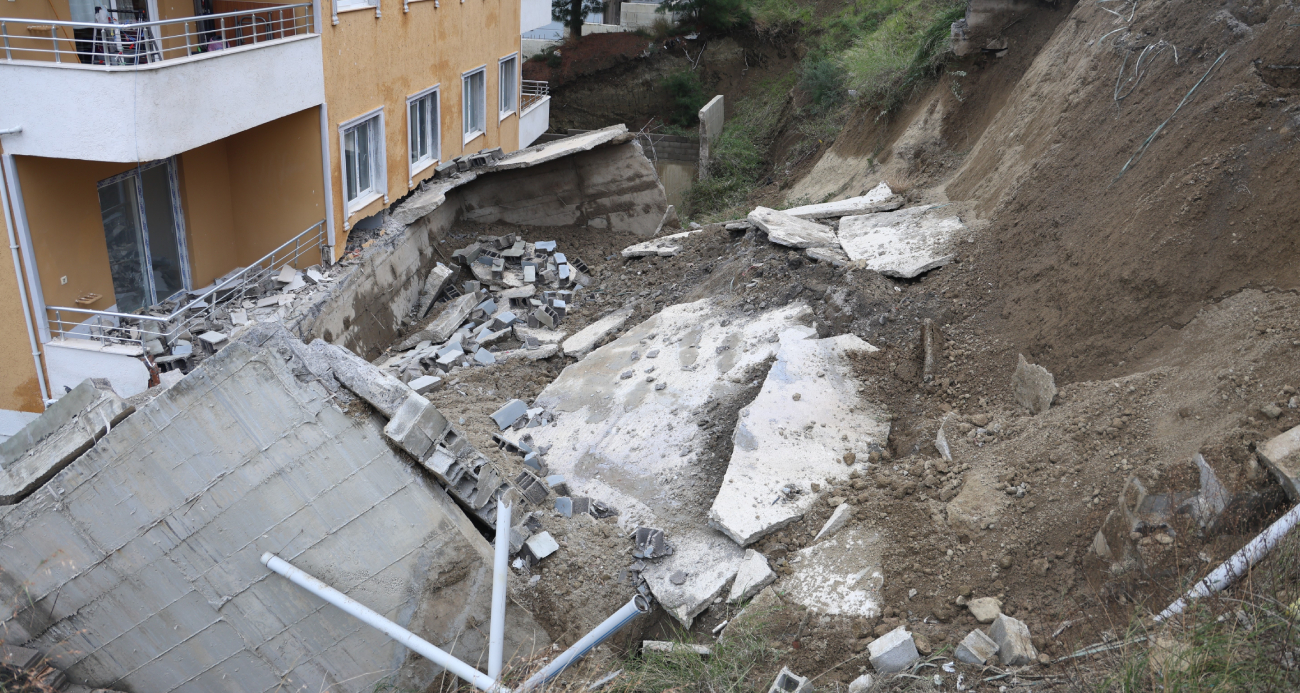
[0,196,44,413]
[321,0,522,254]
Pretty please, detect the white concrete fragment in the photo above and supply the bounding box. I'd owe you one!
[727,549,776,603]
[1257,424,1300,501]
[621,230,701,258]
[783,182,903,220]
[868,626,920,673]
[989,614,1038,666]
[399,291,481,350]
[561,305,634,358]
[525,531,559,560]
[956,628,998,665]
[805,246,855,267]
[936,414,955,462]
[642,641,712,656]
[410,375,444,395]
[847,674,875,693]
[275,265,296,283]
[813,503,852,543]
[837,206,965,278]
[513,325,567,345]
[709,332,887,546]
[781,528,883,617]
[748,207,839,249]
[496,344,560,361]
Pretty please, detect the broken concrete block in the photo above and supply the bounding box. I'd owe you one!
[1,379,134,504]
[709,330,887,546]
[533,305,560,329]
[813,503,852,543]
[642,641,712,656]
[555,496,573,518]
[398,291,480,350]
[524,531,559,561]
[935,414,955,462]
[621,230,702,258]
[409,375,443,395]
[805,246,855,267]
[783,182,903,220]
[847,673,875,693]
[534,240,556,253]
[229,309,249,327]
[727,549,776,603]
[473,348,496,365]
[546,474,570,497]
[632,527,672,559]
[868,626,920,673]
[561,305,634,358]
[955,628,999,665]
[197,331,229,352]
[837,206,965,278]
[515,471,548,505]
[967,596,1003,623]
[276,265,297,283]
[305,267,327,283]
[1259,424,1300,502]
[383,394,451,461]
[514,325,566,346]
[767,667,810,693]
[989,614,1037,666]
[416,263,455,318]
[747,207,839,249]
[1012,354,1056,414]
[144,338,164,355]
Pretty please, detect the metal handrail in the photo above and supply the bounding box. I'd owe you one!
[46,219,326,349]
[0,4,313,66]
[521,80,549,111]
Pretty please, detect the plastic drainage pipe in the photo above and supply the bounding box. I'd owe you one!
[488,501,512,679]
[261,553,505,692]
[1154,500,1300,622]
[520,594,651,691]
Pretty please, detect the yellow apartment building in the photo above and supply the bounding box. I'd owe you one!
[0,0,553,423]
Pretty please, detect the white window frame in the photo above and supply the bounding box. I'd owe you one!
[335,0,380,19]
[338,107,387,218]
[498,53,518,121]
[462,65,487,146]
[407,85,441,183]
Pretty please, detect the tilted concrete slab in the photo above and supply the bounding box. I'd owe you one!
[708,332,888,546]
[561,305,635,358]
[515,299,817,626]
[489,124,628,170]
[747,207,839,249]
[782,182,904,220]
[782,528,884,618]
[621,230,702,258]
[837,206,966,278]
[0,327,547,693]
[396,291,481,350]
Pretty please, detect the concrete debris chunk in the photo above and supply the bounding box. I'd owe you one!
[847,674,875,693]
[868,626,920,673]
[837,206,965,278]
[197,331,229,351]
[473,348,496,365]
[967,596,1003,623]
[782,528,883,617]
[805,246,855,267]
[1258,423,1300,501]
[642,641,712,656]
[555,496,573,518]
[409,375,444,395]
[562,305,635,358]
[416,262,455,318]
[813,503,852,543]
[547,474,570,497]
[727,549,776,603]
[516,471,549,505]
[276,265,297,283]
[621,230,702,258]
[524,531,559,561]
[936,414,955,462]
[491,399,528,429]
[399,291,480,350]
[383,394,451,462]
[632,527,672,559]
[1012,354,1056,414]
[956,628,999,665]
[989,614,1038,666]
[783,182,902,220]
[747,207,839,249]
[767,667,810,693]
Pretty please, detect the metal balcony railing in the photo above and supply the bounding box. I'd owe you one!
[0,3,313,66]
[45,220,326,352]
[521,80,549,112]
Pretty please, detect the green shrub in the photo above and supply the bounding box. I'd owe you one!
[749,0,812,34]
[661,69,708,126]
[660,0,751,31]
[840,0,966,111]
[798,59,847,113]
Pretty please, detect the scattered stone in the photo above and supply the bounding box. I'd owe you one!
[1012,354,1057,414]
[868,626,920,673]
[805,246,855,268]
[955,629,999,665]
[989,614,1038,666]
[812,503,852,543]
[967,597,1003,623]
[767,667,810,693]
[473,347,496,365]
[1261,403,1283,419]
[727,549,776,603]
[748,207,840,249]
[491,399,528,429]
[197,331,229,352]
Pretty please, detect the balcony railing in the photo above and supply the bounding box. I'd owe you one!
[45,220,326,352]
[0,3,313,67]
[521,80,549,112]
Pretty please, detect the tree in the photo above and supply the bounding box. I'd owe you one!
[658,0,749,31]
[552,0,605,40]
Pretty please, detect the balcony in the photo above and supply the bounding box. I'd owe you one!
[519,80,550,148]
[0,4,324,162]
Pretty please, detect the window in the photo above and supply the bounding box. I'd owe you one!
[462,67,486,143]
[499,55,518,118]
[340,108,386,214]
[408,86,440,179]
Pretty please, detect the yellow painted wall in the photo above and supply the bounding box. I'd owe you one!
[0,171,45,413]
[177,140,241,288]
[1,0,78,62]
[321,0,521,255]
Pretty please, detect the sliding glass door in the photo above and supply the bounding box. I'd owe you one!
[97,159,189,313]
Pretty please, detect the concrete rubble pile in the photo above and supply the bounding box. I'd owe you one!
[373,232,597,384]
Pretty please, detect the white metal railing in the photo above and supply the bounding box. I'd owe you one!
[45,220,326,351]
[521,80,549,111]
[0,3,313,66]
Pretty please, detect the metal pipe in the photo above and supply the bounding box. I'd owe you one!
[488,502,512,679]
[261,553,506,692]
[0,159,51,408]
[520,595,651,691]
[0,127,21,136]
[318,103,337,261]
[1155,501,1300,622]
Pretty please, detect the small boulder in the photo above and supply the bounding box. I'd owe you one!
[967,596,1002,623]
[1012,354,1056,414]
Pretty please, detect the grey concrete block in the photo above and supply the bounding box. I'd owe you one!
[555,496,573,518]
[955,628,998,665]
[989,614,1037,666]
[868,626,920,673]
[525,531,559,561]
[383,394,450,462]
[491,399,528,429]
[767,667,809,693]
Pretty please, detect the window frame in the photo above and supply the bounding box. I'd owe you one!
[338,107,387,217]
[406,84,441,183]
[498,53,518,121]
[462,65,487,145]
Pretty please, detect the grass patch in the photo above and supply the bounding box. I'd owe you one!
[839,0,967,111]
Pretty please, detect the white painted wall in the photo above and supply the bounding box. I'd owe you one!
[519,95,550,148]
[0,36,324,163]
[621,2,678,28]
[521,0,552,34]
[521,37,559,57]
[45,341,150,399]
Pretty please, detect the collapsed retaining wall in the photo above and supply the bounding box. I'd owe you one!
[292,126,669,360]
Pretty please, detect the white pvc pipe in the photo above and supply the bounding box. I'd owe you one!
[488,501,512,679]
[0,159,50,408]
[0,127,22,136]
[261,553,506,692]
[520,595,651,691]
[1155,501,1300,622]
